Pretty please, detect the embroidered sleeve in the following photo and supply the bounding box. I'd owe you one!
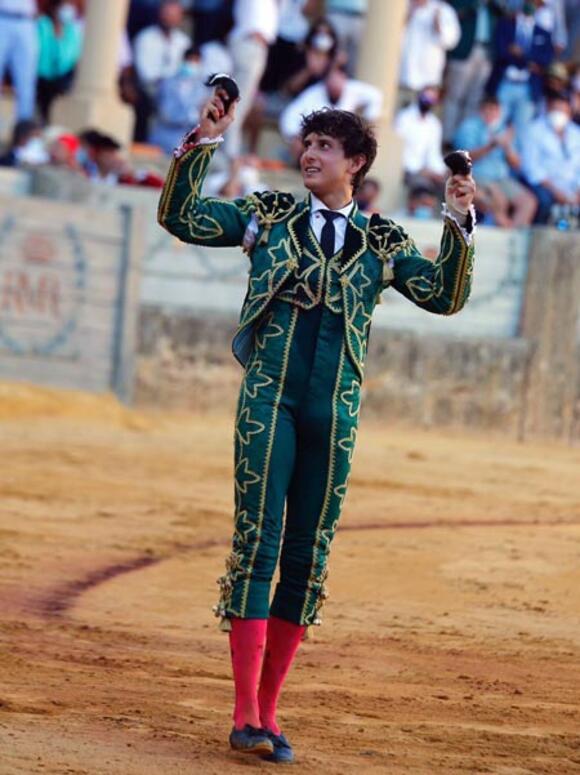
[369,214,475,316]
[157,137,255,247]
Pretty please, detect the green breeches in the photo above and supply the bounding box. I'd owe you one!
[215,300,362,628]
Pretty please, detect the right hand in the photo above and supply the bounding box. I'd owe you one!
[198,89,238,140]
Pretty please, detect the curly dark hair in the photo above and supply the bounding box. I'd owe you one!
[300,109,378,193]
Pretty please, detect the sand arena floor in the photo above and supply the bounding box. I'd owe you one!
[1,382,580,775]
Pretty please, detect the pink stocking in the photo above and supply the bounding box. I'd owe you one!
[258,616,306,734]
[229,617,268,730]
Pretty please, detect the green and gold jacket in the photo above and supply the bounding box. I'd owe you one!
[157,142,475,380]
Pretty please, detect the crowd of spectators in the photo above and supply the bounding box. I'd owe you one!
[0,0,578,226]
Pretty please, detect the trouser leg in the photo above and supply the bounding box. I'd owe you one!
[271,345,361,627]
[9,19,38,121]
[216,308,299,622]
[443,59,470,144]
[224,36,268,158]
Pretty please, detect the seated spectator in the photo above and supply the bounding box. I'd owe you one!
[521,91,580,223]
[443,0,504,145]
[0,0,38,122]
[36,0,83,123]
[82,131,164,188]
[264,18,339,98]
[399,0,461,97]
[47,131,82,170]
[394,86,446,196]
[0,119,48,167]
[454,95,536,226]
[132,0,192,141]
[407,183,439,219]
[149,47,209,155]
[355,177,381,213]
[259,0,315,94]
[279,61,382,160]
[247,18,339,154]
[487,1,555,147]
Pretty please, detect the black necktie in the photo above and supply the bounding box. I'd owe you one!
[319,210,340,260]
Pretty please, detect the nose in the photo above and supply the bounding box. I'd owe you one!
[302,146,317,165]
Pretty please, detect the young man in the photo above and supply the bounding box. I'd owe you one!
[157,92,476,763]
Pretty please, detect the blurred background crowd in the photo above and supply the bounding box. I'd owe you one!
[0,0,578,228]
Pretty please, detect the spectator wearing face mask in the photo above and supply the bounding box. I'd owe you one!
[394,86,446,195]
[355,177,381,213]
[487,1,555,147]
[150,47,210,154]
[246,19,339,155]
[36,0,83,123]
[279,61,382,160]
[0,119,49,167]
[521,91,580,222]
[454,95,537,226]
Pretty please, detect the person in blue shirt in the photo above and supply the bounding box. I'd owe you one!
[454,94,537,226]
[521,91,580,223]
[150,47,210,155]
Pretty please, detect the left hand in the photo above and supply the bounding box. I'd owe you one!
[445,174,476,215]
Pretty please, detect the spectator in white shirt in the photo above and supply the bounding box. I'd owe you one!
[395,86,447,194]
[399,0,461,94]
[224,0,281,158]
[0,0,38,121]
[521,92,580,223]
[132,0,191,141]
[280,61,382,160]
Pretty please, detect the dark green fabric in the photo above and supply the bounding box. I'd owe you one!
[157,141,476,628]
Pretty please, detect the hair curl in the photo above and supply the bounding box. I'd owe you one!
[300,109,378,193]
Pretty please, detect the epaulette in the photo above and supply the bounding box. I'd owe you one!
[368,214,416,284]
[247,190,297,244]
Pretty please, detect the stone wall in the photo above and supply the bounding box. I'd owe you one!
[136,306,532,438]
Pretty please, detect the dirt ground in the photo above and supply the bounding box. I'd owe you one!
[1,382,580,775]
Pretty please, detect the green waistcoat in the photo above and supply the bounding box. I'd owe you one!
[157,142,475,380]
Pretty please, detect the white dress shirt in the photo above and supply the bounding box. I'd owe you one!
[134,25,191,90]
[229,0,280,45]
[521,116,580,197]
[310,194,354,254]
[279,79,383,139]
[394,103,446,175]
[399,0,461,91]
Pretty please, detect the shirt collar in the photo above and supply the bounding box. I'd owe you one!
[310,193,354,219]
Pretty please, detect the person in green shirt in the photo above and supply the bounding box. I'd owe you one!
[37,0,83,123]
[158,90,476,763]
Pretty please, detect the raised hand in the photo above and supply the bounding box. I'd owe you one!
[445,174,476,215]
[198,88,238,140]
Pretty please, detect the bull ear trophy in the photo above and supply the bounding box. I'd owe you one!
[444,150,473,176]
[204,73,240,119]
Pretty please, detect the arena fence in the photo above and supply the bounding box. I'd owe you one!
[0,190,142,401]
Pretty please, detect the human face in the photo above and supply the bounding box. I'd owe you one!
[159,2,183,30]
[300,132,363,200]
[481,101,501,126]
